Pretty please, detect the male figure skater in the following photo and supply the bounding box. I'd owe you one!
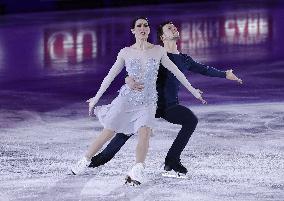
[76,21,242,177]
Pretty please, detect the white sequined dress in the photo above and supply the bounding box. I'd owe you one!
[93,45,201,135]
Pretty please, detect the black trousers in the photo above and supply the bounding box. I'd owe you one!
[89,104,198,168]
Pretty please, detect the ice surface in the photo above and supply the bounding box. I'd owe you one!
[1,102,283,201]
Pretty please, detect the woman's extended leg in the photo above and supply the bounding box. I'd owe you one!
[71,128,115,175]
[85,128,115,160]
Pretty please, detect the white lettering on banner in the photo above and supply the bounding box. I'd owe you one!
[181,12,270,52]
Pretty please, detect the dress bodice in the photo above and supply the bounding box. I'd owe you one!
[119,47,162,106]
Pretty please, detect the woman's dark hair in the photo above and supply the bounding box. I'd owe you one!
[157,21,173,45]
[131,17,149,29]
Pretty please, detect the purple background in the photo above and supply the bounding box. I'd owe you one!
[0,2,283,112]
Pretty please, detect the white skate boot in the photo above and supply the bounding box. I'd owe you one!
[71,157,91,175]
[125,163,145,186]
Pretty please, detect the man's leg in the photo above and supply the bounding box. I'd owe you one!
[89,133,132,168]
[162,104,198,173]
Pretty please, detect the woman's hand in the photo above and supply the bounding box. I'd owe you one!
[86,97,98,116]
[196,89,207,104]
[226,69,243,84]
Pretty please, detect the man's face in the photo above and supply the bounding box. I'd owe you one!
[162,23,180,41]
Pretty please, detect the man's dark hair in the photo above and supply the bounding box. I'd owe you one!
[131,17,149,29]
[157,21,173,46]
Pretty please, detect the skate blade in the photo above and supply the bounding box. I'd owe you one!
[69,169,85,176]
[69,169,90,176]
[70,169,77,175]
[162,171,188,179]
[125,176,141,187]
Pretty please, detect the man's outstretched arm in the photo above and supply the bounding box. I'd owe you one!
[186,55,226,77]
[186,55,242,83]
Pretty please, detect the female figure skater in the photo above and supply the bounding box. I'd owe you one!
[71,17,206,185]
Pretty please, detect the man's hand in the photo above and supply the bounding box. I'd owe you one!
[226,69,243,84]
[125,76,144,91]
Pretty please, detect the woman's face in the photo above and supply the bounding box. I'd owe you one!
[131,19,150,40]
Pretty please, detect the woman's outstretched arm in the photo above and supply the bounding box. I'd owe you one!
[87,49,125,115]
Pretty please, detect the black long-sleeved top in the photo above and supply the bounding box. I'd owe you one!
[156,53,226,113]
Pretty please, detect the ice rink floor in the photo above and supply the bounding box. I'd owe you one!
[1,102,283,201]
[1,1,284,200]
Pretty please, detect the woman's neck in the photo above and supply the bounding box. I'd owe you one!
[132,39,151,50]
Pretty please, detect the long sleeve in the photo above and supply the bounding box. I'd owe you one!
[93,49,125,103]
[160,48,201,99]
[185,54,226,78]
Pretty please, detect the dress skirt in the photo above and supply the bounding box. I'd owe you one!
[93,88,156,135]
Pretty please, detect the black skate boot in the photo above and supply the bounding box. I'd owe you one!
[88,155,102,168]
[162,158,188,178]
